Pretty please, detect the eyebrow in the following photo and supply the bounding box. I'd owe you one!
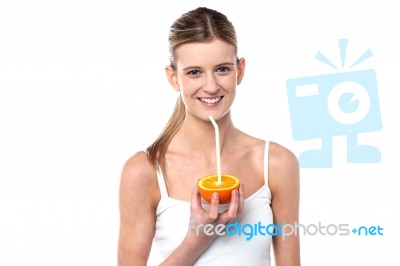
[182,62,235,72]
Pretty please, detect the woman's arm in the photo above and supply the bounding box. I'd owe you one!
[269,142,301,266]
[118,151,158,265]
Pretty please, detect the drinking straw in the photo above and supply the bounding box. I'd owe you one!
[209,115,222,185]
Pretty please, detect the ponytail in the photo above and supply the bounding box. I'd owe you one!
[146,96,185,173]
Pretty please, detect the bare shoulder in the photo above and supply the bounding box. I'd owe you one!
[122,151,155,177]
[268,142,299,192]
[120,151,159,208]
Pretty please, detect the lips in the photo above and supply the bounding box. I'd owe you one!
[198,96,223,104]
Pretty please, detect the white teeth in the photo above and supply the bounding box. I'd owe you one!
[199,97,222,104]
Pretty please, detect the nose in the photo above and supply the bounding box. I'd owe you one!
[203,74,219,94]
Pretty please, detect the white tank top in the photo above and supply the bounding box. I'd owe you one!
[154,141,273,265]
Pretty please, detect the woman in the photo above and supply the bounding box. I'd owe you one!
[118,7,300,265]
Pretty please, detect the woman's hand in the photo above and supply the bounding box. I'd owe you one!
[187,184,245,243]
[159,184,245,266]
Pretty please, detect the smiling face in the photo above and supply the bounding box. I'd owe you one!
[166,38,245,122]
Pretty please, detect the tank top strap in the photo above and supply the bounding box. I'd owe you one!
[264,140,270,187]
[156,168,168,197]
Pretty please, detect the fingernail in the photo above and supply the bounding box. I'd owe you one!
[213,192,219,200]
[233,190,238,196]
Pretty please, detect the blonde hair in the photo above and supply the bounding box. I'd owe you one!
[146,7,238,172]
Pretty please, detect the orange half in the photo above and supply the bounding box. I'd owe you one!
[198,174,240,204]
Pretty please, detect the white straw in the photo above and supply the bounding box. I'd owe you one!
[209,115,222,185]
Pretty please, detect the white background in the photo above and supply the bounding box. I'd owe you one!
[1,0,399,265]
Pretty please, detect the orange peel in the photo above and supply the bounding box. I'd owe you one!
[198,174,240,204]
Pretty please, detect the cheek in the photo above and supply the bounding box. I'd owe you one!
[179,77,202,93]
[220,76,237,91]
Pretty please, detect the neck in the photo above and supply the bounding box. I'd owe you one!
[176,112,237,159]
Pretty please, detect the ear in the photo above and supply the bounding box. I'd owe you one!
[236,57,246,85]
[165,66,180,92]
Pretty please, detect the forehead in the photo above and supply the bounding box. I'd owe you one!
[174,39,236,69]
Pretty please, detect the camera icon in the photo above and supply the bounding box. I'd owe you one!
[287,69,382,168]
